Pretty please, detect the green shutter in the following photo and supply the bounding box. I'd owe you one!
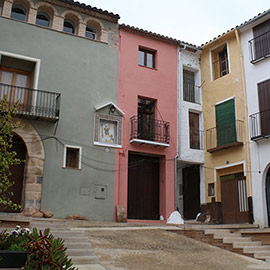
[215,99,236,146]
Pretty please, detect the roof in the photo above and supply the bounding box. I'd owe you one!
[237,8,270,30]
[201,8,270,47]
[120,24,200,51]
[55,0,120,21]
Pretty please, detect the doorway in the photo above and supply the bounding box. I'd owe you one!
[128,153,160,220]
[265,168,270,226]
[221,172,249,223]
[0,135,26,212]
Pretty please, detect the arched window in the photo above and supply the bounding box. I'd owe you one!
[11,5,27,22]
[36,12,50,27]
[63,19,75,34]
[85,26,96,40]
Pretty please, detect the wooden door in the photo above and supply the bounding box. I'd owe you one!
[0,68,30,111]
[221,173,249,224]
[189,112,200,149]
[182,165,201,219]
[128,154,159,220]
[0,135,26,212]
[258,79,270,135]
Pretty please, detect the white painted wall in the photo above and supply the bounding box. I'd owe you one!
[240,22,270,227]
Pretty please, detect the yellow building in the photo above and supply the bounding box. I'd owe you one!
[201,29,252,224]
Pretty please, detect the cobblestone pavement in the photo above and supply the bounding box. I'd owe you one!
[86,229,270,270]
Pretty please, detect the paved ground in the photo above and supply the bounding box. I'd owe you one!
[85,228,270,270]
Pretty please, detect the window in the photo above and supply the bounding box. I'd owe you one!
[211,44,229,80]
[94,113,122,147]
[208,183,215,197]
[215,99,236,146]
[189,112,200,149]
[138,97,155,140]
[258,79,270,136]
[85,26,96,39]
[63,19,75,34]
[251,19,270,62]
[0,67,30,111]
[36,12,50,28]
[11,5,27,22]
[138,48,155,68]
[63,145,81,169]
[183,70,195,103]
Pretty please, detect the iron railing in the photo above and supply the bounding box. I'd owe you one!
[249,31,270,63]
[250,109,270,140]
[212,58,229,80]
[130,115,170,144]
[206,120,244,152]
[190,129,204,150]
[0,83,61,122]
[183,82,201,104]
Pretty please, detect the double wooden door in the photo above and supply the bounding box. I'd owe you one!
[221,173,249,224]
[128,154,160,220]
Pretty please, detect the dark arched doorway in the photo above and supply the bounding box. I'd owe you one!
[0,135,26,212]
[265,168,270,226]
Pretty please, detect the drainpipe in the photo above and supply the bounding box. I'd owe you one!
[235,29,253,205]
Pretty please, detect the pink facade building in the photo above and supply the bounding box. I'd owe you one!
[115,25,179,221]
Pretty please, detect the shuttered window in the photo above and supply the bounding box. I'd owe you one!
[253,19,270,60]
[215,99,236,146]
[258,79,270,135]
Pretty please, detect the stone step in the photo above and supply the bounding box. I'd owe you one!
[223,237,252,244]
[204,229,231,235]
[67,248,95,256]
[213,232,241,240]
[243,245,270,254]
[233,241,262,248]
[74,264,107,270]
[63,237,90,243]
[65,242,92,249]
[71,255,100,265]
[52,232,86,238]
[254,251,270,259]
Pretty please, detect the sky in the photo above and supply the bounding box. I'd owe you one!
[80,0,270,46]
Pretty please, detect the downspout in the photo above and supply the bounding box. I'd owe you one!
[235,29,253,215]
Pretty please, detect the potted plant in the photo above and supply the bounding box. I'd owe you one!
[0,226,30,268]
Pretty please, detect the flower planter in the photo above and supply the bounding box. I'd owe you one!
[0,250,29,268]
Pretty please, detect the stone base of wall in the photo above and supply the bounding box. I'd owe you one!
[201,198,222,224]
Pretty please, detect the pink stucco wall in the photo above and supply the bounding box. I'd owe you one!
[115,28,178,221]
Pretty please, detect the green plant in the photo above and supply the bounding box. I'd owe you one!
[0,95,22,210]
[0,226,30,251]
[24,228,77,270]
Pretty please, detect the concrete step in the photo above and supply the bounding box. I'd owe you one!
[65,242,92,249]
[63,237,90,243]
[243,245,270,254]
[254,251,270,259]
[74,264,107,270]
[233,241,262,248]
[67,248,95,256]
[213,232,241,240]
[223,237,252,244]
[71,255,100,265]
[52,232,86,238]
[204,229,231,235]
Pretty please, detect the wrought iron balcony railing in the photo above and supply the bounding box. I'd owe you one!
[0,83,61,122]
[250,109,270,140]
[249,31,270,63]
[206,120,244,153]
[130,115,170,145]
[183,82,201,104]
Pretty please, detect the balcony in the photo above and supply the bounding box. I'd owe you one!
[0,83,61,122]
[250,109,270,140]
[183,82,201,104]
[130,115,170,147]
[249,31,270,63]
[206,120,244,153]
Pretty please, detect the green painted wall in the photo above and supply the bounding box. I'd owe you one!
[0,16,119,220]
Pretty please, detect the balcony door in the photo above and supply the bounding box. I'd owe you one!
[258,79,270,136]
[137,97,155,141]
[215,99,236,146]
[0,68,30,111]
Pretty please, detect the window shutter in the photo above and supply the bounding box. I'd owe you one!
[215,99,236,146]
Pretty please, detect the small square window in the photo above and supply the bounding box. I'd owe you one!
[138,47,155,68]
[94,113,122,148]
[63,145,82,169]
[208,183,215,197]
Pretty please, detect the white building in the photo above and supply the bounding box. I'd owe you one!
[238,9,270,227]
[175,44,205,219]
